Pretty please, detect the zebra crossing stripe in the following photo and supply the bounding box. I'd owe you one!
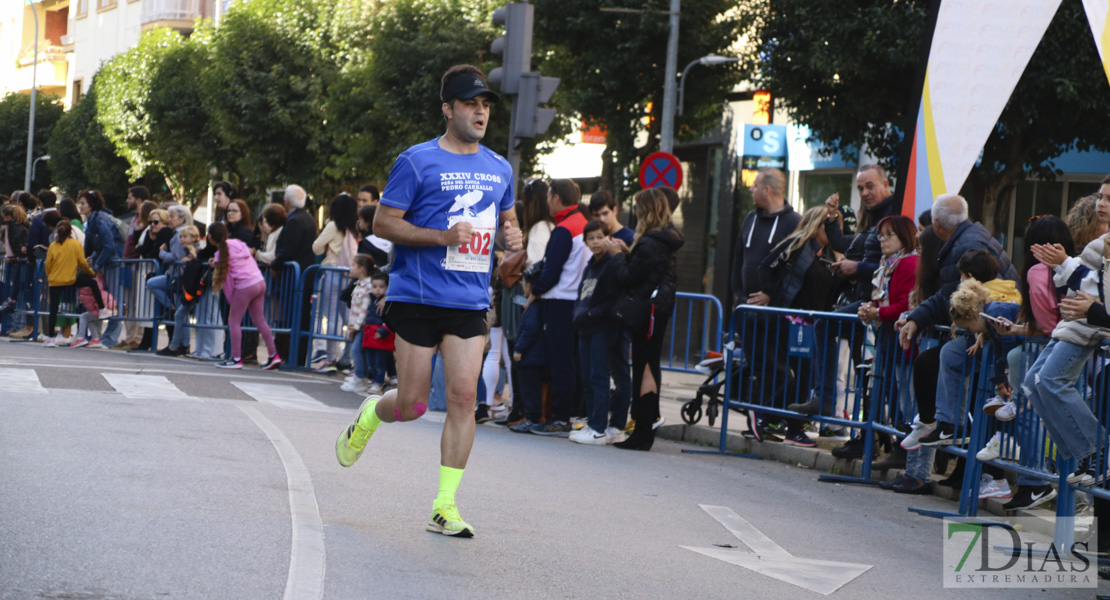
[0,368,47,394]
[102,373,193,400]
[231,382,343,413]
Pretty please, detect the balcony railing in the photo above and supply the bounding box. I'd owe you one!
[141,0,200,25]
[17,44,69,67]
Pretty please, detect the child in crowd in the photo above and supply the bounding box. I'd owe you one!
[570,220,625,445]
[72,284,109,348]
[902,248,1018,449]
[508,279,547,434]
[154,225,200,356]
[43,221,97,347]
[344,256,393,394]
[209,222,281,370]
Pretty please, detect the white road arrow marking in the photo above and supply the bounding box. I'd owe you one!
[682,504,872,596]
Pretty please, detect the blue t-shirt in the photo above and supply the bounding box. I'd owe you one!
[612,226,635,247]
[380,139,515,310]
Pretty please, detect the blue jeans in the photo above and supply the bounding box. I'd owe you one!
[609,330,632,429]
[934,335,973,427]
[579,330,616,433]
[352,332,389,385]
[170,300,190,349]
[1022,339,1104,461]
[813,301,863,405]
[905,446,936,482]
[147,275,172,309]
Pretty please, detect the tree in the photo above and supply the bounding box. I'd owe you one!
[48,79,132,208]
[532,0,747,196]
[748,0,1110,232]
[327,0,513,187]
[96,28,219,208]
[0,92,63,195]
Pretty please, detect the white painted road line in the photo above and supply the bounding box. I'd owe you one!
[0,368,47,394]
[232,382,344,414]
[102,373,193,400]
[240,406,325,600]
[682,504,872,596]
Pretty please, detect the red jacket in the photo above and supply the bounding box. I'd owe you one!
[878,255,918,322]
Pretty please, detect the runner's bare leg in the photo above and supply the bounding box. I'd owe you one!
[373,335,435,423]
[437,334,485,469]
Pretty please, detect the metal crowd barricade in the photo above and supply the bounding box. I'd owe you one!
[683,304,867,461]
[103,259,162,337]
[152,261,303,366]
[662,292,724,373]
[301,264,352,368]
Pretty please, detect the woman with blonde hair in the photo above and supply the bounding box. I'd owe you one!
[1066,193,1108,251]
[604,187,685,450]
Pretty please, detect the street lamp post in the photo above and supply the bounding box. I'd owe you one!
[31,155,50,183]
[678,55,740,117]
[24,1,39,192]
[658,0,681,154]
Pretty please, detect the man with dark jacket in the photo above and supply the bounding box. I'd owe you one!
[898,193,1017,345]
[792,165,896,421]
[529,178,588,436]
[272,184,318,364]
[733,168,800,307]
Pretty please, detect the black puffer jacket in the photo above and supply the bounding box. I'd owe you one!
[609,225,685,323]
[5,222,29,259]
[907,220,1018,330]
[826,194,896,301]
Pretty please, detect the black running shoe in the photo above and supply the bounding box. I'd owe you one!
[1002,485,1057,511]
[832,435,866,459]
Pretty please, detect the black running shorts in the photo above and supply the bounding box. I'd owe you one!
[381,301,488,348]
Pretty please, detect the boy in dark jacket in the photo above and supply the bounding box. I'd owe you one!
[509,279,548,434]
[570,221,624,445]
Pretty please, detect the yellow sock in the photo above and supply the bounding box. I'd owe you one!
[435,465,464,508]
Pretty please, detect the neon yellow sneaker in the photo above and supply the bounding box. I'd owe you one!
[335,396,379,467]
[426,502,474,537]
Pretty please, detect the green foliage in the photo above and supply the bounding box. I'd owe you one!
[750,0,1110,228]
[48,79,134,208]
[748,0,930,169]
[0,92,63,195]
[326,0,512,188]
[202,7,335,201]
[533,0,747,195]
[96,28,217,207]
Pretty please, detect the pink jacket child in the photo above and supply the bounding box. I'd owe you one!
[211,229,280,370]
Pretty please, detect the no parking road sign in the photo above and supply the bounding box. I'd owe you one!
[639,151,683,190]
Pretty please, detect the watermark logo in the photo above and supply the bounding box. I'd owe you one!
[943,518,1097,588]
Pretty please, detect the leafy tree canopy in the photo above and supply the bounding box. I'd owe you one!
[0,92,63,196]
[47,78,132,208]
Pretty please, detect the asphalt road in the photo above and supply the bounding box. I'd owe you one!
[1,339,1106,599]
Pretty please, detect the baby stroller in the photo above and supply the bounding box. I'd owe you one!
[680,342,754,429]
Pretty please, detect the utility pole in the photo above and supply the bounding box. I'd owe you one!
[24,1,39,192]
[659,0,680,154]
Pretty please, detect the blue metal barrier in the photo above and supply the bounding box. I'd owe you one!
[662,292,724,373]
[153,261,303,366]
[301,265,352,368]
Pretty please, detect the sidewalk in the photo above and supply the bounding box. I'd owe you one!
[655,370,1077,533]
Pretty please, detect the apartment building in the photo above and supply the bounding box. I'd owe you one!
[0,0,222,109]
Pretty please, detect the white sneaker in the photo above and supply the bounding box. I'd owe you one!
[900,420,937,450]
[87,339,105,349]
[569,427,609,445]
[98,308,114,319]
[54,335,68,347]
[979,475,1013,499]
[340,379,368,393]
[976,432,1002,462]
[368,383,383,396]
[343,374,358,384]
[43,337,56,348]
[995,401,1017,422]
[605,426,627,444]
[983,396,1006,415]
[71,337,90,348]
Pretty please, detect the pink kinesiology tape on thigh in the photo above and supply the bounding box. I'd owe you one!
[394,407,403,421]
[413,402,427,416]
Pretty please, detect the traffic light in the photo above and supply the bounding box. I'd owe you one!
[488,3,533,95]
[513,72,560,140]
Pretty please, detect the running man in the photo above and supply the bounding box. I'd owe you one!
[335,65,523,538]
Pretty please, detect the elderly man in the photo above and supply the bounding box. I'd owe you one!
[271,184,318,364]
[889,193,1017,493]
